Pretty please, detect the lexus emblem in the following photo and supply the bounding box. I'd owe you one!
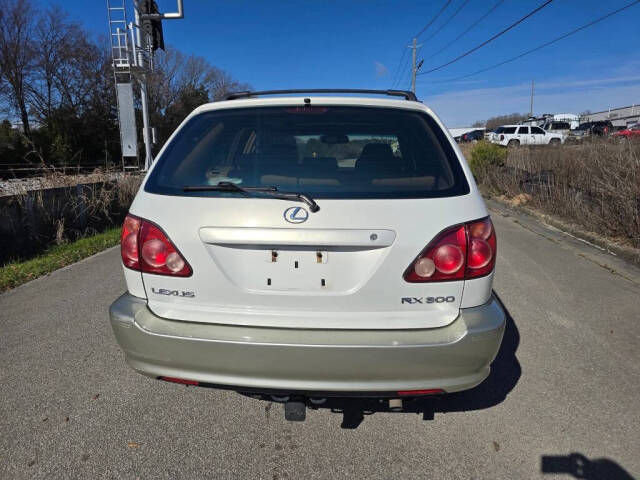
[284,206,309,224]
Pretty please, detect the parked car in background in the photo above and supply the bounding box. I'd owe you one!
[542,121,571,136]
[569,120,613,141]
[486,126,515,143]
[612,123,640,138]
[589,120,613,135]
[568,122,590,142]
[489,125,564,147]
[456,129,484,143]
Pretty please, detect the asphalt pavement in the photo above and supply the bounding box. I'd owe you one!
[1,202,639,479]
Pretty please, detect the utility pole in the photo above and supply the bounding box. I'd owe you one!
[133,5,153,171]
[410,37,424,94]
[529,79,534,117]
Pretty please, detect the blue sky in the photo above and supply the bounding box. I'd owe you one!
[56,0,640,126]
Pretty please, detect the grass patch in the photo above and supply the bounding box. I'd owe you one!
[0,227,121,292]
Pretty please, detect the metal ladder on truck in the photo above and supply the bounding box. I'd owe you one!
[107,0,140,171]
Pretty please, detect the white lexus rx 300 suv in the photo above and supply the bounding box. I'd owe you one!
[109,89,506,420]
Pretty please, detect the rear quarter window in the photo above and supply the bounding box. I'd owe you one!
[145,106,470,199]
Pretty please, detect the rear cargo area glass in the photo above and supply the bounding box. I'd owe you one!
[145,106,469,199]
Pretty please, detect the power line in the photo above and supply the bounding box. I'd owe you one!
[427,0,504,60]
[441,0,640,82]
[423,0,470,43]
[390,0,451,88]
[392,41,424,89]
[417,0,554,76]
[399,53,413,89]
[389,47,408,88]
[391,47,413,88]
[415,0,452,38]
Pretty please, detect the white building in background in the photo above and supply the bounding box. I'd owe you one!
[581,105,640,127]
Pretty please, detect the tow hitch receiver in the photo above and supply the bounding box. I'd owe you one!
[284,400,306,421]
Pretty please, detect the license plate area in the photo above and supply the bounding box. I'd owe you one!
[205,243,390,294]
[264,248,329,290]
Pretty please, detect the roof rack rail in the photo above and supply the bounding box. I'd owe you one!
[225,89,418,102]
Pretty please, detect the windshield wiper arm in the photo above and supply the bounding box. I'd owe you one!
[182,182,320,212]
[183,182,277,193]
[267,191,320,213]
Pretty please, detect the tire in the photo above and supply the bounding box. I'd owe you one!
[549,138,561,146]
[507,139,520,148]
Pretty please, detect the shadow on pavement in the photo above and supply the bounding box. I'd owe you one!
[246,292,521,429]
[541,453,635,480]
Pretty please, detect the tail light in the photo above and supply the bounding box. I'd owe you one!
[404,217,496,282]
[120,214,192,276]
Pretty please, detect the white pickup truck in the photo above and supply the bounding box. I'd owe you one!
[488,125,565,147]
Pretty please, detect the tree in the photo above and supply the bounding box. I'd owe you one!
[0,118,29,166]
[483,113,529,131]
[147,47,250,148]
[23,3,119,166]
[0,0,36,137]
[0,2,249,168]
[163,85,209,131]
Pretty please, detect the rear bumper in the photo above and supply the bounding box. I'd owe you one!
[109,293,506,394]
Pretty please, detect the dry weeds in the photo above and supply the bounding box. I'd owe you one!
[1,174,142,263]
[474,139,640,248]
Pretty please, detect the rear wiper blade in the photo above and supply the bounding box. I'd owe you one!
[183,182,320,213]
[183,182,277,193]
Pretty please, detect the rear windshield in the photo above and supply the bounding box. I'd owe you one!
[145,106,469,199]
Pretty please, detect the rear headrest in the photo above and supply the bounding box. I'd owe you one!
[356,143,396,173]
[231,154,298,176]
[359,143,394,161]
[266,135,298,160]
[302,157,338,172]
[356,142,394,167]
[268,143,298,158]
[260,156,299,175]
